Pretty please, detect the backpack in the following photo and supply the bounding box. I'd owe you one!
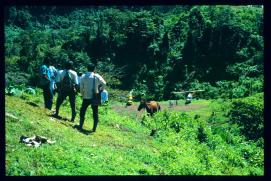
[48,66,57,81]
[61,70,73,93]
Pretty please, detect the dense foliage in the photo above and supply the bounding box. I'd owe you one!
[4,5,263,100]
[229,93,264,141]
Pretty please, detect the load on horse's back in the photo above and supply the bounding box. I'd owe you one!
[138,99,161,116]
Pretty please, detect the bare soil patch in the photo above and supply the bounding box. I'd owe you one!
[111,103,207,117]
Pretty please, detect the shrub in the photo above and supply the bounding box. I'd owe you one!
[189,80,219,99]
[251,77,263,93]
[232,85,247,98]
[229,93,263,141]
[5,84,37,97]
[106,88,129,102]
[5,72,31,85]
[197,124,208,143]
[5,85,24,96]
[24,87,36,95]
[5,56,20,72]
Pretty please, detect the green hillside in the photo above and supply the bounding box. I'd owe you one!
[5,91,263,175]
[5,5,264,176]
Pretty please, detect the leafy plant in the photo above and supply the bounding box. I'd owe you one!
[229,93,263,141]
[198,124,208,143]
[5,84,37,97]
[5,85,23,96]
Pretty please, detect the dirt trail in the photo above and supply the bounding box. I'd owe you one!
[111,103,207,117]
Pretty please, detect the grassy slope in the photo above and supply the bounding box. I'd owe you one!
[5,95,164,175]
[5,93,263,175]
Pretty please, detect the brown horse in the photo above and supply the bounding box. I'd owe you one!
[138,99,161,116]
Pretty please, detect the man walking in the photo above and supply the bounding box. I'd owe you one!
[39,58,53,110]
[53,61,79,122]
[77,63,106,132]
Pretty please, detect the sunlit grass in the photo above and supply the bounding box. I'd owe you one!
[5,93,263,175]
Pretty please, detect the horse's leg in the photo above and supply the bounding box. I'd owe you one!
[146,106,153,116]
[157,104,161,111]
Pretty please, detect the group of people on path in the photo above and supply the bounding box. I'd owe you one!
[39,59,107,133]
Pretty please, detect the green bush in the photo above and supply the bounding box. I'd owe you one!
[5,84,37,97]
[197,125,208,143]
[5,72,31,86]
[106,87,129,102]
[5,85,24,96]
[232,85,247,98]
[189,80,219,99]
[229,93,263,141]
[5,56,21,72]
[187,77,263,100]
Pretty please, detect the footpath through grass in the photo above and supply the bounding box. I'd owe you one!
[5,93,263,175]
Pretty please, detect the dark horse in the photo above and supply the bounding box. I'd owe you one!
[138,99,161,116]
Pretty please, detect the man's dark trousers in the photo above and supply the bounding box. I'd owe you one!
[42,83,53,110]
[79,99,99,132]
[55,91,76,121]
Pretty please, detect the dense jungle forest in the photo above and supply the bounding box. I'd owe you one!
[5,5,264,176]
[5,5,263,100]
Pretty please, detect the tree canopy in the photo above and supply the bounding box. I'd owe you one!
[5,5,263,100]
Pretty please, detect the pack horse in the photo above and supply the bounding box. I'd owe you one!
[138,99,161,116]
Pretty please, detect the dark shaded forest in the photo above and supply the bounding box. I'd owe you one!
[5,5,263,100]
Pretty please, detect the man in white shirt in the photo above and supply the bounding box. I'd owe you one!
[77,63,106,132]
[53,61,79,122]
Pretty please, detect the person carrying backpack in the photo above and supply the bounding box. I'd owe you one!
[53,61,79,122]
[39,58,53,110]
[76,63,106,132]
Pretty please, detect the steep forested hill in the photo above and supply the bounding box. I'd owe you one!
[5,5,263,100]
